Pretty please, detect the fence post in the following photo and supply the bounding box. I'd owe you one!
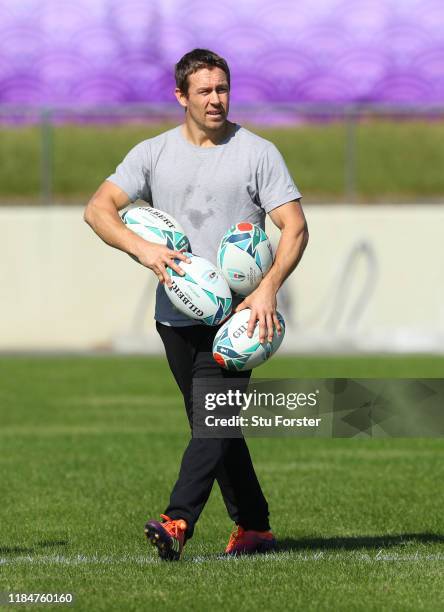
[344,107,357,203]
[40,108,53,204]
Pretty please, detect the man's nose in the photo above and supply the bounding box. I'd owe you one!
[209,90,221,105]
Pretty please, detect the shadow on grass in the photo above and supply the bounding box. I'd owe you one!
[186,533,444,562]
[0,540,68,555]
[277,533,444,552]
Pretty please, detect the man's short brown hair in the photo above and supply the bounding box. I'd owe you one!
[175,49,230,95]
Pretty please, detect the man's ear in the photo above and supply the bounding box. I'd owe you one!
[175,88,188,110]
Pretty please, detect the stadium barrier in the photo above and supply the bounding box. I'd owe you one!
[2,103,444,205]
[1,204,443,353]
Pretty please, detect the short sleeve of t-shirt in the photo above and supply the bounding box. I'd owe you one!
[106,141,151,203]
[257,143,301,213]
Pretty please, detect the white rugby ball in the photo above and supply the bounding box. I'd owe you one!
[165,253,232,325]
[217,222,273,296]
[213,308,285,371]
[122,206,190,252]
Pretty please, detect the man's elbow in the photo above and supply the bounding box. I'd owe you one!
[302,223,309,250]
[83,207,92,228]
[83,198,97,228]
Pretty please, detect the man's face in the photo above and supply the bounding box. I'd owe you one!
[176,67,230,130]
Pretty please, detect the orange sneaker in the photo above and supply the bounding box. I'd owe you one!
[144,514,187,561]
[225,525,277,555]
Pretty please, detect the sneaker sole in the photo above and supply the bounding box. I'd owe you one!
[144,520,182,561]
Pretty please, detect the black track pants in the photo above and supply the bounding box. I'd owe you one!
[156,322,270,539]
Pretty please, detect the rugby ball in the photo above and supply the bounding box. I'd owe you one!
[213,308,285,371]
[122,206,190,252]
[217,222,273,296]
[165,253,232,325]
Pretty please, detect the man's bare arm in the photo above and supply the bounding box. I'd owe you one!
[263,199,309,293]
[236,200,309,342]
[84,181,189,285]
[84,180,139,254]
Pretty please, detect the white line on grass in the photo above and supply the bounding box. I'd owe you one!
[1,551,443,566]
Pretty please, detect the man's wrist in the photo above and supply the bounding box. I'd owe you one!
[260,270,281,293]
[125,231,147,260]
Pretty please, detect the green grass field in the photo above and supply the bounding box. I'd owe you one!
[1,121,444,203]
[1,355,443,611]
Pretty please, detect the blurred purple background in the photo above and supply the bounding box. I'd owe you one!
[1,0,443,106]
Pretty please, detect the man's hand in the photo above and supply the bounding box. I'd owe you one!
[235,277,282,343]
[134,242,191,287]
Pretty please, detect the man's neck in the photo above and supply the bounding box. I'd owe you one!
[181,120,234,148]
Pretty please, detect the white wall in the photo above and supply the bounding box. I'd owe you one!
[0,207,160,351]
[270,205,444,352]
[1,205,443,352]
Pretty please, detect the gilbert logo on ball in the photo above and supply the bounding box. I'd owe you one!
[165,253,232,326]
[122,206,190,253]
[217,222,273,296]
[213,308,286,371]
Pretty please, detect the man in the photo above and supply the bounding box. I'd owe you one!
[84,49,308,561]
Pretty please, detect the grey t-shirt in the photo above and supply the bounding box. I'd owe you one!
[107,124,301,326]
